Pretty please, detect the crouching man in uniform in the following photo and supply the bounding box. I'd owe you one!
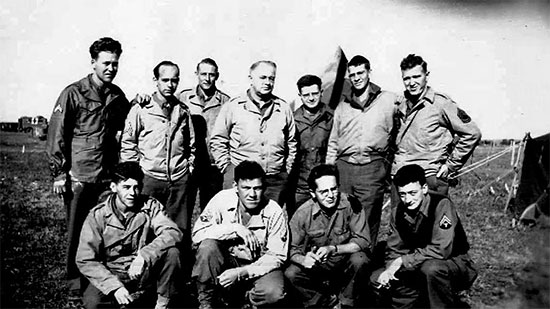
[371,164,477,308]
[285,164,371,308]
[191,160,288,309]
[76,162,182,309]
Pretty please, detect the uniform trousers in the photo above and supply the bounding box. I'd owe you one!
[369,255,477,308]
[192,239,286,307]
[142,173,191,233]
[82,247,181,309]
[285,252,370,307]
[64,181,109,292]
[336,159,388,246]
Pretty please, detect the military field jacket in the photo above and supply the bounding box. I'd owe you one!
[76,194,182,295]
[178,86,230,164]
[120,93,195,181]
[46,74,130,182]
[326,83,398,165]
[192,188,289,279]
[209,91,297,175]
[392,87,482,177]
[288,193,371,260]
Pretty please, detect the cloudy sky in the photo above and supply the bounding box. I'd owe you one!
[1,0,548,139]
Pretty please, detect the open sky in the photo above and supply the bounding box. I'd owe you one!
[1,0,548,139]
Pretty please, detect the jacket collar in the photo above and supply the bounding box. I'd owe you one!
[79,74,121,104]
[236,90,282,116]
[188,85,224,106]
[398,86,435,116]
[295,103,332,125]
[311,195,347,218]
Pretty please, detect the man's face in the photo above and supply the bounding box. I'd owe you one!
[397,181,428,210]
[401,65,429,97]
[310,175,340,209]
[155,65,180,98]
[196,63,219,91]
[347,64,369,91]
[110,178,141,209]
[249,63,276,97]
[235,178,264,210]
[92,51,120,84]
[299,84,322,109]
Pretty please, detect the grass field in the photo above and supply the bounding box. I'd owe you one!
[1,132,548,308]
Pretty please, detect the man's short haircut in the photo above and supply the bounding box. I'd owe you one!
[196,58,219,72]
[234,160,266,183]
[249,60,277,74]
[400,54,428,72]
[307,164,340,191]
[393,164,427,187]
[348,55,370,71]
[89,37,122,59]
[296,74,322,92]
[153,61,179,79]
[111,162,144,184]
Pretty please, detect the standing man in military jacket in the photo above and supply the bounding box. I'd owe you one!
[210,60,297,207]
[46,37,130,300]
[120,60,195,241]
[393,54,481,196]
[326,55,398,248]
[178,58,230,210]
[291,75,333,215]
[371,164,477,308]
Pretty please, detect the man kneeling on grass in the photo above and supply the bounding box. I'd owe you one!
[76,162,182,309]
[285,164,372,308]
[371,164,477,308]
[191,160,288,309]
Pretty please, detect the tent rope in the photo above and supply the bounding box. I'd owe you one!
[449,146,513,180]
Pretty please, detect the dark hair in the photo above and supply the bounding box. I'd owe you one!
[89,37,122,59]
[153,61,179,79]
[234,161,265,183]
[196,58,219,72]
[249,60,277,74]
[296,74,322,92]
[348,55,370,71]
[307,164,340,191]
[111,162,144,184]
[400,54,428,72]
[393,164,426,187]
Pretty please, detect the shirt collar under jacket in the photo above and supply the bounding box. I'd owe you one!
[348,82,381,110]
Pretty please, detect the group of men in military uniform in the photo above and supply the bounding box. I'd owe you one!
[47,37,481,308]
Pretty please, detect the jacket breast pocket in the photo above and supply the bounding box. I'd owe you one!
[333,227,351,244]
[306,229,326,249]
[77,101,104,132]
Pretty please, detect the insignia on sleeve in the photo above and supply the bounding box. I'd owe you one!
[457,108,472,123]
[439,215,452,229]
[53,104,63,114]
[124,122,133,137]
[200,213,212,222]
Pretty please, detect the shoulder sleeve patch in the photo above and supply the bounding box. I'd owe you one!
[457,108,472,123]
[439,214,453,229]
[200,213,213,223]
